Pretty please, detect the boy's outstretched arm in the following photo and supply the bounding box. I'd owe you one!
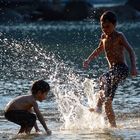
[34,122,40,132]
[120,33,138,76]
[83,40,104,69]
[33,102,51,135]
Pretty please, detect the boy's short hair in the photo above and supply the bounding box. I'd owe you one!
[100,11,117,25]
[31,80,50,95]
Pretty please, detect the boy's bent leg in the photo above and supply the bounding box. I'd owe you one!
[25,126,33,134]
[89,90,105,113]
[104,98,116,127]
[24,113,36,134]
[5,110,36,134]
[18,126,33,134]
[18,126,26,134]
[97,90,105,108]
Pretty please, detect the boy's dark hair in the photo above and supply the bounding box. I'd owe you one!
[100,11,117,25]
[31,80,50,95]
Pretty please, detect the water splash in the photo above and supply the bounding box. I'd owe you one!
[53,74,106,130]
[0,35,108,129]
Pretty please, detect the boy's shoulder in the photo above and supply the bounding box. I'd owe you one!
[15,95,35,103]
[115,31,127,42]
[15,94,30,99]
[100,31,126,41]
[115,31,125,37]
[101,33,106,39]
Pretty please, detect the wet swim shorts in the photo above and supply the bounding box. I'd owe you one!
[99,63,129,99]
[4,110,36,127]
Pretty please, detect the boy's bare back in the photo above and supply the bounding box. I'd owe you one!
[5,95,36,112]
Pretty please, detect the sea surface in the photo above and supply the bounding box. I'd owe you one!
[0,20,140,140]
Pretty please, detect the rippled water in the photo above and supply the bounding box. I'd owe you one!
[0,21,140,139]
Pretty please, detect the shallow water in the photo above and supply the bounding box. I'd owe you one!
[0,21,140,139]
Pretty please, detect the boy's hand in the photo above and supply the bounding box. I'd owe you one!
[46,129,52,135]
[89,108,95,112]
[83,60,90,69]
[131,68,138,77]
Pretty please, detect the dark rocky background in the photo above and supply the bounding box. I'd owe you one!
[0,0,140,23]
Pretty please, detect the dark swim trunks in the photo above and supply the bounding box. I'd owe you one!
[4,110,36,128]
[99,63,129,99]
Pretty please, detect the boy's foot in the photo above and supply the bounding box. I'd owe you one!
[89,108,95,112]
[89,107,102,113]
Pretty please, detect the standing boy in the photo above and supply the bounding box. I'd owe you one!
[83,11,138,127]
[4,80,52,134]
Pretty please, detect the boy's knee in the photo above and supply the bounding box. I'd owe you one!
[104,97,112,106]
[99,76,108,91]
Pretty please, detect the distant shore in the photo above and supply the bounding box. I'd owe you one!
[0,0,140,24]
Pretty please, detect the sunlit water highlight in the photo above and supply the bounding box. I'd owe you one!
[0,21,140,139]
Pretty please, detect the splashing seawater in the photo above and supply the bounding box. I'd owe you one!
[0,23,140,140]
[53,75,108,130]
[0,36,121,131]
[1,35,106,131]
